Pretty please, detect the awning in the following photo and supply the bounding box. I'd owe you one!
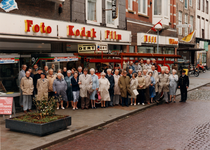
[46,0,65,3]
[177,48,205,51]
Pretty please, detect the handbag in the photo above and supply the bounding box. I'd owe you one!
[97,92,101,100]
[88,88,94,95]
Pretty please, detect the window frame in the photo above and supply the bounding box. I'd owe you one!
[105,0,119,28]
[128,0,133,10]
[184,13,188,36]
[86,0,102,25]
[189,0,192,6]
[185,0,188,9]
[138,0,148,15]
[178,11,182,35]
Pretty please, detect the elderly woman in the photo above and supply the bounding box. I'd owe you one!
[136,71,145,105]
[113,69,121,106]
[56,69,64,79]
[71,72,80,110]
[130,73,138,106]
[53,73,67,109]
[148,72,156,103]
[64,70,73,108]
[99,71,110,108]
[90,68,99,109]
[169,69,178,103]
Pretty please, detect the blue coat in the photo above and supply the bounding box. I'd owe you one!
[90,74,99,100]
[105,74,115,96]
[149,76,156,98]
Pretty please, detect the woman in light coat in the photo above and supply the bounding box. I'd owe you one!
[90,68,99,109]
[98,71,110,108]
[148,72,156,103]
[130,73,138,106]
[53,73,67,110]
[64,70,73,108]
[36,73,49,101]
[113,70,121,105]
[169,69,178,103]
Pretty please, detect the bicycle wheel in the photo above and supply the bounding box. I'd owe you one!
[194,71,199,77]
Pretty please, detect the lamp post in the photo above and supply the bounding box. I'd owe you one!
[155,24,162,54]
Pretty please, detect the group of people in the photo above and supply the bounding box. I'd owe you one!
[19,59,189,113]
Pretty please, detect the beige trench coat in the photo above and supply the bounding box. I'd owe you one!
[47,74,57,92]
[20,77,34,95]
[79,74,92,98]
[129,78,138,98]
[143,75,151,89]
[99,77,110,101]
[36,78,49,100]
[118,76,132,98]
[113,74,121,95]
[158,74,170,93]
[136,76,146,90]
[152,70,159,93]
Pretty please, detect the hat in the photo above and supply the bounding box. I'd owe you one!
[40,73,45,76]
[134,60,139,63]
[38,67,42,71]
[101,71,106,76]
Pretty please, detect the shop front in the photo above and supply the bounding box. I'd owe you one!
[0,12,131,97]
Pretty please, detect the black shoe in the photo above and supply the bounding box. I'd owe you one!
[174,101,176,103]
[179,100,183,102]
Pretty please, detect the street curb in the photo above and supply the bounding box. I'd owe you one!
[32,82,210,150]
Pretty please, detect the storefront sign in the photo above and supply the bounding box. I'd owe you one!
[137,33,178,46]
[54,57,78,62]
[0,58,17,64]
[0,97,13,115]
[0,13,131,44]
[78,44,96,53]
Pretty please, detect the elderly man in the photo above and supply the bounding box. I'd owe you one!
[127,69,133,79]
[37,73,49,101]
[53,73,67,109]
[178,70,189,102]
[20,71,34,113]
[105,69,115,107]
[143,69,151,104]
[126,61,136,73]
[79,68,92,109]
[33,67,43,95]
[143,59,152,72]
[113,69,121,106]
[151,59,158,70]
[151,65,159,102]
[32,64,38,75]
[62,67,67,77]
[133,60,142,73]
[78,66,83,76]
[19,64,27,107]
[118,70,132,107]
[28,67,34,78]
[44,66,49,76]
[158,69,170,103]
[140,59,144,68]
[47,69,57,97]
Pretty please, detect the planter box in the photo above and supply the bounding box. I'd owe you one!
[5,116,71,136]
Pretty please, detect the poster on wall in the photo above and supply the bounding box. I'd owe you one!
[0,97,13,115]
[0,0,18,12]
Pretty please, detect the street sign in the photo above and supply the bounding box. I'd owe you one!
[176,24,192,28]
[0,97,13,115]
[112,0,118,19]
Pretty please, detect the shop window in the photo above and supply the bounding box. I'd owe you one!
[128,0,133,10]
[86,0,102,25]
[138,47,154,53]
[106,0,119,27]
[138,0,147,15]
[178,11,182,35]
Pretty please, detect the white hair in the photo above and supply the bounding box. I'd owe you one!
[107,69,112,72]
[172,69,177,73]
[115,69,119,72]
[78,66,82,69]
[67,70,71,73]
[147,59,150,62]
[90,68,95,72]
[57,73,62,76]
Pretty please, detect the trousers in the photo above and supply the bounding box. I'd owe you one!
[81,97,90,109]
[113,95,120,105]
[144,87,150,103]
[122,94,129,106]
[137,89,144,104]
[180,87,187,102]
[23,95,32,111]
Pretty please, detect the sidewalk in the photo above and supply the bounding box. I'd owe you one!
[1,71,210,150]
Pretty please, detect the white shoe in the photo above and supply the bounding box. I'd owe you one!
[130,103,133,106]
[142,103,145,106]
[134,103,136,106]
[61,107,65,110]
[138,103,140,105]
[57,107,59,110]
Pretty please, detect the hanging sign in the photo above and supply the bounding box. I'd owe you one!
[0,97,13,115]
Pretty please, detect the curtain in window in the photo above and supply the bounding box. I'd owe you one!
[154,0,161,15]
[107,1,114,24]
[88,0,97,21]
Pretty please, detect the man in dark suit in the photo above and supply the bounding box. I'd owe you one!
[105,69,115,107]
[178,70,189,102]
[33,67,43,95]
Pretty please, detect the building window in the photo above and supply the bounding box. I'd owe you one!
[198,0,200,10]
[185,0,188,8]
[86,0,102,25]
[106,0,119,27]
[128,0,133,10]
[206,0,209,14]
[180,0,183,2]
[185,14,188,36]
[190,16,193,33]
[164,0,168,16]
[202,29,205,38]
[154,0,162,15]
[178,11,182,35]
[189,0,192,6]
[138,0,147,15]
[138,47,154,53]
[202,0,205,12]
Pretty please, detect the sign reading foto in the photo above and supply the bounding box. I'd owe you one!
[0,97,13,115]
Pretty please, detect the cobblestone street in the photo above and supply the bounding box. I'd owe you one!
[46,84,210,150]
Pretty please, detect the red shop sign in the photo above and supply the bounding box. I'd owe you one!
[0,97,13,115]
